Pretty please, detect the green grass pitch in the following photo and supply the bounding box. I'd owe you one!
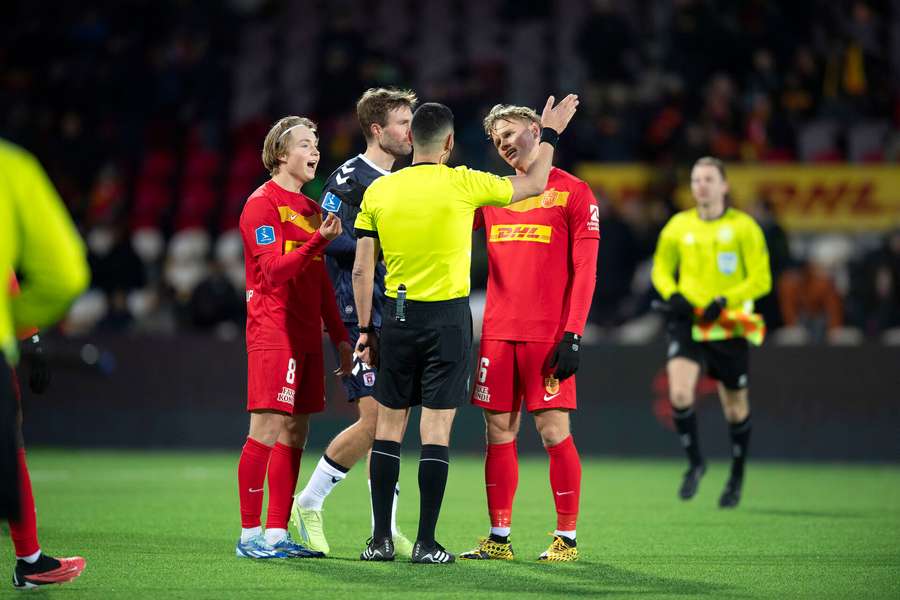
[1,450,898,598]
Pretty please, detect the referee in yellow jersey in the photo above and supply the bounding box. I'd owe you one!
[352,95,579,563]
[1,139,89,521]
[652,156,771,509]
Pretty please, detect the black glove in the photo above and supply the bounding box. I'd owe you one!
[331,178,367,207]
[701,297,726,323]
[22,333,51,394]
[667,293,695,319]
[356,328,380,369]
[550,331,581,381]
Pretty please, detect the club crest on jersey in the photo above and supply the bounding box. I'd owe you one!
[322,191,342,212]
[544,376,560,395]
[541,190,559,208]
[255,225,276,245]
[473,384,490,403]
[363,371,376,387]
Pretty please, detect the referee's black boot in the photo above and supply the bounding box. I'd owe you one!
[411,540,455,564]
[360,537,394,561]
[719,475,743,508]
[678,462,706,500]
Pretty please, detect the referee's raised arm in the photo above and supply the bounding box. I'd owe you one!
[350,96,578,564]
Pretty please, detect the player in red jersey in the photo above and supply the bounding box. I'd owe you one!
[5,274,86,589]
[235,116,353,559]
[460,104,599,562]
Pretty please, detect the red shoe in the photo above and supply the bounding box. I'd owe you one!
[13,554,85,589]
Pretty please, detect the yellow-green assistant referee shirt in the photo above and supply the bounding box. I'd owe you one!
[0,139,90,364]
[355,164,514,301]
[651,207,771,312]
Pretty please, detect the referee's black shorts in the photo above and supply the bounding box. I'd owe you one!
[376,296,473,410]
[665,317,749,390]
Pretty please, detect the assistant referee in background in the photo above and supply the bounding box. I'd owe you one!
[351,95,579,563]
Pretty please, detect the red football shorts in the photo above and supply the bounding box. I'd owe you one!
[246,349,325,415]
[470,339,577,413]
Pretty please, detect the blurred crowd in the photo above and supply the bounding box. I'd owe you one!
[1,0,898,344]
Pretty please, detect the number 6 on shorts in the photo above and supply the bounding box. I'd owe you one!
[478,357,490,384]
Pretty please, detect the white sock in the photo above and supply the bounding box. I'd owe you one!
[17,549,41,564]
[298,456,348,510]
[554,529,576,540]
[490,527,510,538]
[390,482,400,536]
[240,526,262,544]
[264,528,288,545]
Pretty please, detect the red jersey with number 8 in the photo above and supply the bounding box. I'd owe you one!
[476,167,600,343]
[239,180,348,353]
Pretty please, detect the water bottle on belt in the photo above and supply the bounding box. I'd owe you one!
[396,284,407,322]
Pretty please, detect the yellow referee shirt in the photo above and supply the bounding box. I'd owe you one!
[651,207,771,312]
[355,164,514,301]
[0,139,90,364]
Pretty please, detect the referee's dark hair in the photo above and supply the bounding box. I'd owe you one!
[411,103,454,149]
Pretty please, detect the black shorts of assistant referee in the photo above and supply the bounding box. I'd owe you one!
[666,317,749,390]
[377,296,473,410]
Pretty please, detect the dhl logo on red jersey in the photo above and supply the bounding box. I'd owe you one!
[505,189,570,213]
[489,224,552,244]
[278,206,320,233]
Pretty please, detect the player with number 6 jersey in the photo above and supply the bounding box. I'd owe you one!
[462,104,599,563]
[235,116,351,560]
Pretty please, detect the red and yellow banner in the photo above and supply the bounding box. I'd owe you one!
[576,163,900,232]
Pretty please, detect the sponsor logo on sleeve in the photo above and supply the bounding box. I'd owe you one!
[322,192,342,212]
[255,225,276,245]
[587,204,600,232]
[246,290,254,302]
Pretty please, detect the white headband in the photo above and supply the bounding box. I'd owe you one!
[278,123,305,141]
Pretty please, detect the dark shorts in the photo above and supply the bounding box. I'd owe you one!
[330,323,379,401]
[666,318,749,390]
[377,296,473,410]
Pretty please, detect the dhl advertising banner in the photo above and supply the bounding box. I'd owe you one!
[576,163,900,232]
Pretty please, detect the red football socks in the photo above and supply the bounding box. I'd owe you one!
[485,440,518,528]
[546,435,581,531]
[238,437,273,529]
[9,448,40,557]
[265,442,303,530]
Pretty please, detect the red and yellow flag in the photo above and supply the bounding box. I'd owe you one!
[692,309,766,346]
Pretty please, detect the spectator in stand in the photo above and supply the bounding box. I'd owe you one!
[848,229,900,337]
[749,196,792,331]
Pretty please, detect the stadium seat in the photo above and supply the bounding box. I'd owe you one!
[131,228,166,264]
[65,289,110,335]
[168,229,211,263]
[215,230,244,265]
[798,120,840,162]
[848,121,889,163]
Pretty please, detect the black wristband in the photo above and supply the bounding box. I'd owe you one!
[540,127,560,147]
[358,325,375,334]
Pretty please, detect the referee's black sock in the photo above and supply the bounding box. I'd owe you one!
[728,414,752,481]
[370,439,401,541]
[417,444,449,546]
[672,406,704,467]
